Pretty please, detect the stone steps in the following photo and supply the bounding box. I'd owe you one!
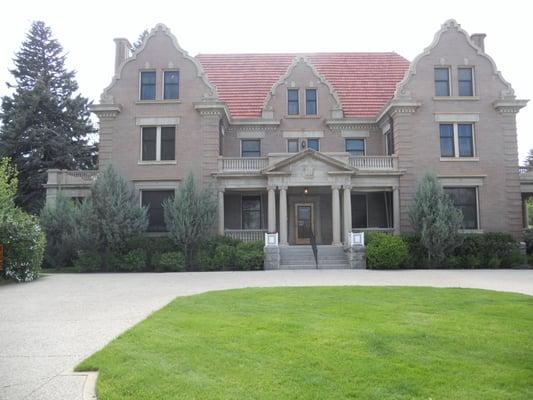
[279,245,351,269]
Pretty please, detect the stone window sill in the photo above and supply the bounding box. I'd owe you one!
[440,157,479,162]
[433,96,479,101]
[136,100,181,105]
[284,115,321,119]
[138,161,177,165]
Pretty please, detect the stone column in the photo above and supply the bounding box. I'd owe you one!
[268,186,277,233]
[343,185,352,245]
[393,186,400,235]
[332,185,341,245]
[218,189,225,236]
[279,186,288,245]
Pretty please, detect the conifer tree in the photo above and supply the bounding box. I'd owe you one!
[408,173,463,265]
[0,21,97,212]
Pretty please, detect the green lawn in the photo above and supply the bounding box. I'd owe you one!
[77,287,533,399]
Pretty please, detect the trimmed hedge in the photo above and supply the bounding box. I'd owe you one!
[366,233,408,269]
[196,236,264,271]
[156,252,185,272]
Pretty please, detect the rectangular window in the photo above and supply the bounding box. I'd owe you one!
[288,89,299,115]
[163,70,179,99]
[287,139,299,153]
[241,139,261,158]
[242,196,261,229]
[141,126,176,162]
[444,187,478,229]
[434,67,450,96]
[140,71,156,100]
[345,139,365,156]
[385,130,394,156]
[160,127,176,160]
[141,127,157,161]
[458,67,473,96]
[141,190,174,232]
[305,89,317,115]
[458,124,474,157]
[439,124,455,157]
[307,138,320,151]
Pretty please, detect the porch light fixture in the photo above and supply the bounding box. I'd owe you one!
[303,187,309,195]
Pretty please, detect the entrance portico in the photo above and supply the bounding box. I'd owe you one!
[216,149,401,245]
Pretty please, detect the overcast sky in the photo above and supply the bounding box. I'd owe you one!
[1,0,531,161]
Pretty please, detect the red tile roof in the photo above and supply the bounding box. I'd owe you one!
[195,53,410,119]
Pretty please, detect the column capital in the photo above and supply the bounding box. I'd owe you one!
[331,184,341,191]
[267,185,277,191]
[278,185,288,191]
[343,184,352,190]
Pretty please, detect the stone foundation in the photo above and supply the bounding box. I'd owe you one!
[345,246,366,269]
[264,246,280,270]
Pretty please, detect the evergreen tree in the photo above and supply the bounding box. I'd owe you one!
[0,21,97,213]
[525,148,533,166]
[408,173,463,265]
[132,30,149,51]
[163,173,217,267]
[74,165,148,271]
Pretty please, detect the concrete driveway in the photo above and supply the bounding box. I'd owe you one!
[1,269,532,400]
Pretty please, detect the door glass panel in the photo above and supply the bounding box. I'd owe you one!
[297,205,312,239]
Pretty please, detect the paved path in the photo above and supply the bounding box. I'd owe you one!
[1,269,532,400]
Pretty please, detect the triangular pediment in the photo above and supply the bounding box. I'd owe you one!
[262,149,355,177]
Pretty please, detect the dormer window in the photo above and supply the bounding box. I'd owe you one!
[434,67,450,96]
[164,70,179,100]
[306,89,317,115]
[140,71,156,100]
[287,89,299,115]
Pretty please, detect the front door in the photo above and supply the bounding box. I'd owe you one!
[295,203,314,244]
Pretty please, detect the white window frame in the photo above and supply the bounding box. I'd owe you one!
[439,123,476,160]
[345,138,366,156]
[287,138,299,153]
[305,88,318,116]
[434,66,451,97]
[162,69,180,100]
[287,88,300,116]
[139,126,176,164]
[240,139,261,158]
[457,66,475,97]
[139,69,157,101]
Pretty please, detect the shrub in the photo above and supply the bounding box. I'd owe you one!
[401,234,427,268]
[487,256,501,269]
[74,251,101,272]
[156,251,185,272]
[212,244,236,270]
[366,233,408,269]
[0,208,46,282]
[40,194,78,268]
[126,236,176,270]
[235,241,264,270]
[112,249,147,272]
[524,228,533,255]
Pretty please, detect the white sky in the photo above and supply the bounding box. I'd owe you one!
[1,0,531,162]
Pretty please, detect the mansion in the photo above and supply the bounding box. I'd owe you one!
[45,20,530,267]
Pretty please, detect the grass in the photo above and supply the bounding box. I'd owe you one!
[77,287,533,399]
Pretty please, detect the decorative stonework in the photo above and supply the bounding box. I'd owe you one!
[89,104,121,120]
[493,100,529,114]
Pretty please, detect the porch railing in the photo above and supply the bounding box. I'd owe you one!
[219,157,268,172]
[224,229,267,242]
[349,156,397,170]
[352,227,394,235]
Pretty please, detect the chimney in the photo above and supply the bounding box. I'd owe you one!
[470,33,486,52]
[113,38,132,75]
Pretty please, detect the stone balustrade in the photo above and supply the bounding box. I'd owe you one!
[224,229,267,242]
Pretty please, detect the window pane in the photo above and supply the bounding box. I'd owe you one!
[164,71,179,99]
[306,89,317,115]
[439,124,454,157]
[307,139,319,151]
[444,187,478,229]
[458,81,473,96]
[142,190,174,232]
[458,68,472,81]
[458,124,473,157]
[140,71,156,100]
[142,127,157,161]
[242,196,261,229]
[346,139,365,155]
[288,139,298,153]
[434,68,450,96]
[160,127,175,160]
[241,140,260,157]
[288,89,299,115]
